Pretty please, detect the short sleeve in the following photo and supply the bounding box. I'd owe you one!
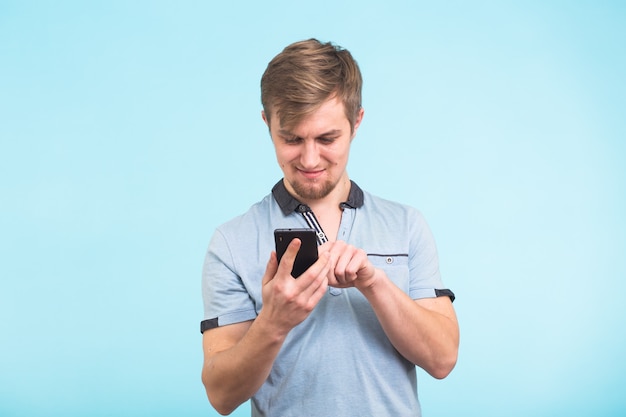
[201,228,258,333]
[408,211,454,301]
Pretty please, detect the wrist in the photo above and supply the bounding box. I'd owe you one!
[255,309,291,343]
[355,267,385,294]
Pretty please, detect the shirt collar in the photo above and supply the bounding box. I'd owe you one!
[272,179,364,215]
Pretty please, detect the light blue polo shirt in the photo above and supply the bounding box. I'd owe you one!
[201,180,454,417]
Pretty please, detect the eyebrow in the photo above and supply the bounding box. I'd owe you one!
[278,129,343,138]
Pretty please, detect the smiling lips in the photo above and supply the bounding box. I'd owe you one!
[298,169,325,180]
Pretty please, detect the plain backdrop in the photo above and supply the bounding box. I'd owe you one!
[1,1,625,416]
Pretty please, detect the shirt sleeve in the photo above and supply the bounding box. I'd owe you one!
[200,228,258,333]
[408,210,455,301]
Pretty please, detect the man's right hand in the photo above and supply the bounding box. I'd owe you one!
[259,238,330,337]
[202,239,330,414]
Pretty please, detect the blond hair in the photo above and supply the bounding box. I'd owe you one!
[261,39,362,133]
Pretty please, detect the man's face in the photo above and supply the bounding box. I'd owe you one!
[264,97,363,203]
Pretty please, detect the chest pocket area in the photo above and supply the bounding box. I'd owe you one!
[368,254,410,293]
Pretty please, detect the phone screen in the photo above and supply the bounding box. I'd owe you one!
[274,228,318,278]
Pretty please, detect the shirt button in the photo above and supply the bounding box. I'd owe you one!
[386,257,393,264]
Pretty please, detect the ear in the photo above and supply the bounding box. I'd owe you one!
[351,107,365,139]
[261,110,269,128]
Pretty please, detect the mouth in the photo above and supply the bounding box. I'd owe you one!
[297,168,325,180]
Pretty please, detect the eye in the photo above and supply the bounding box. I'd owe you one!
[318,137,336,145]
[284,136,303,144]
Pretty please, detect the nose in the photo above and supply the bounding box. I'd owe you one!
[300,139,320,168]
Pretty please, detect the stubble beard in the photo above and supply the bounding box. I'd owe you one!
[289,178,337,202]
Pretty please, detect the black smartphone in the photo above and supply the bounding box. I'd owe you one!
[274,228,319,278]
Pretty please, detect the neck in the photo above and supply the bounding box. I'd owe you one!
[301,175,350,243]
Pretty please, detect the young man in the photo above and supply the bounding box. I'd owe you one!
[201,39,459,417]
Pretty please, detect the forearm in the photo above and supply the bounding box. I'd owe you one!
[202,315,286,415]
[358,269,459,379]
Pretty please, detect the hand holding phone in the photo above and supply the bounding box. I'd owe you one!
[274,228,318,278]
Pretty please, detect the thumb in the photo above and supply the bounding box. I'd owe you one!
[276,238,302,278]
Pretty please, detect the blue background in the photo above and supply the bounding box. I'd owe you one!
[1,1,625,416]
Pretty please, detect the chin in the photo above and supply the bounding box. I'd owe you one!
[290,180,335,201]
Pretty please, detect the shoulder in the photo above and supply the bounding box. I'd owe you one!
[206,193,278,258]
[357,189,435,250]
[215,193,277,236]
[361,190,426,224]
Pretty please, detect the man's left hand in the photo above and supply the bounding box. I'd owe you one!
[321,240,378,290]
